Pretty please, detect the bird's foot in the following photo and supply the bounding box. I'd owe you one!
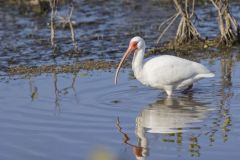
[182,84,193,94]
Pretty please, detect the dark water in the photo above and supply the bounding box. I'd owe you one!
[0,1,240,160]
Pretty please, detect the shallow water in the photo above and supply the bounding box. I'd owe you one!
[0,55,240,160]
[0,1,240,160]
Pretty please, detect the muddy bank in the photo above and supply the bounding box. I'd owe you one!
[7,60,118,75]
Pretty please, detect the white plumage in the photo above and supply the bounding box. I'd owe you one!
[115,36,214,96]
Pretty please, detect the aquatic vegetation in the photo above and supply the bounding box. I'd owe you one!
[157,0,202,45]
[210,0,240,46]
[158,0,240,48]
[49,0,78,51]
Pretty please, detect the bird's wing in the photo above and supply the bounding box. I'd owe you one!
[142,55,211,85]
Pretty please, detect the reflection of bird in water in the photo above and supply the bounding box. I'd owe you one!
[116,117,146,160]
[136,97,209,134]
[116,97,209,160]
[134,97,209,160]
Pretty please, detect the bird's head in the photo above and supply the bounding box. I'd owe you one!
[114,36,145,84]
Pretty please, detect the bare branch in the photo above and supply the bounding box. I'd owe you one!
[158,13,179,31]
[49,0,57,48]
[157,12,180,43]
[190,0,195,18]
[210,0,240,45]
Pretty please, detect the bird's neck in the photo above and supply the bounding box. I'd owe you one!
[132,48,144,80]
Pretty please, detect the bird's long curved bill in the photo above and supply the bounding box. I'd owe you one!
[114,46,135,84]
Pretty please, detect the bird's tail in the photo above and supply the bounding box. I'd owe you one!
[195,72,215,79]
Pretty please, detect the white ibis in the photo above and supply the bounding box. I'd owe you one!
[114,36,215,96]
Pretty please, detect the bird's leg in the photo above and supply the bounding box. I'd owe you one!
[182,84,193,94]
